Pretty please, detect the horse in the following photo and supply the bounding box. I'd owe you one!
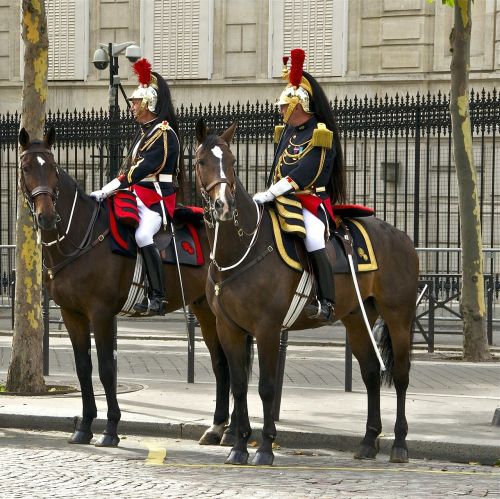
[194,119,419,466]
[18,126,242,448]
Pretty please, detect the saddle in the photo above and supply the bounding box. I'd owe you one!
[107,198,205,267]
[269,203,378,274]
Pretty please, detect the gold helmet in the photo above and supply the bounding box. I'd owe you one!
[128,58,158,114]
[276,48,313,123]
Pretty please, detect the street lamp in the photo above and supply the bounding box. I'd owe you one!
[92,41,141,179]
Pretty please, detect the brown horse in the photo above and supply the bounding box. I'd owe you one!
[18,127,241,447]
[195,120,419,466]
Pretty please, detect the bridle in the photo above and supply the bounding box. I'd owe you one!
[19,146,60,224]
[20,145,104,260]
[195,146,264,272]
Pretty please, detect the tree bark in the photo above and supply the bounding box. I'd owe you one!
[449,0,490,361]
[6,0,48,392]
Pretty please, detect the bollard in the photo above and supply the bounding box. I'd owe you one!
[345,333,352,392]
[42,286,50,375]
[273,329,288,422]
[187,307,195,383]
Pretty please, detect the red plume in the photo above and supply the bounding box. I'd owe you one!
[133,58,152,86]
[289,48,305,87]
[282,56,289,67]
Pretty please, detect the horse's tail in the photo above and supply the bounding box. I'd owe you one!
[246,334,255,383]
[378,321,394,387]
[377,320,413,387]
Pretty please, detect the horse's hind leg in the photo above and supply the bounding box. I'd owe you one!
[343,310,382,460]
[377,307,412,463]
[192,300,232,446]
[92,312,121,447]
[62,309,96,444]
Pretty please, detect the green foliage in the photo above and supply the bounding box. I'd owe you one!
[426,0,455,5]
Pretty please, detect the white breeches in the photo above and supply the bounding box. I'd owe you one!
[135,197,162,248]
[303,208,326,252]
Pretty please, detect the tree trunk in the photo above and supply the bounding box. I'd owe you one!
[449,0,490,361]
[6,0,48,393]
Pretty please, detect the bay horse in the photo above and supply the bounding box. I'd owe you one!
[18,127,240,447]
[195,120,419,466]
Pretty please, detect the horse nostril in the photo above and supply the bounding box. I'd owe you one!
[214,199,224,211]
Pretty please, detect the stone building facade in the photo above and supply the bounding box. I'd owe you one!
[0,0,499,114]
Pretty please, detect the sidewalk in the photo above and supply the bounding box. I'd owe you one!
[0,322,499,466]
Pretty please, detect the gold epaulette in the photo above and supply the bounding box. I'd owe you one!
[158,120,170,131]
[311,122,333,149]
[274,125,285,144]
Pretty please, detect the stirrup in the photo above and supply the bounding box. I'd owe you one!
[306,299,334,322]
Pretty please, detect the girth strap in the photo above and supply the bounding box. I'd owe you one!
[208,245,274,297]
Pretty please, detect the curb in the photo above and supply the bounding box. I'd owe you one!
[1,414,499,466]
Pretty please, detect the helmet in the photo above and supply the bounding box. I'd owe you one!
[128,58,159,114]
[276,49,313,123]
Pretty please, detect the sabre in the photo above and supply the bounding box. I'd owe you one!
[170,221,192,354]
[347,254,386,371]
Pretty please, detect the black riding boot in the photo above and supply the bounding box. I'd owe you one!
[133,244,166,316]
[304,248,335,323]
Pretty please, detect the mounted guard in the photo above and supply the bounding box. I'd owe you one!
[90,58,183,316]
[253,48,346,322]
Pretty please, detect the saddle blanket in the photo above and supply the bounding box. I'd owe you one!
[107,201,204,267]
[269,208,378,274]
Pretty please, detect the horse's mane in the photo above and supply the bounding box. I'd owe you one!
[58,166,91,199]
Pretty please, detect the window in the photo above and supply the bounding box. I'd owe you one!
[269,0,347,78]
[46,0,88,80]
[141,0,214,80]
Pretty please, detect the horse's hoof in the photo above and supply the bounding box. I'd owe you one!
[354,444,378,460]
[199,430,222,446]
[94,432,120,447]
[224,449,249,465]
[390,447,409,463]
[251,450,274,466]
[67,430,93,445]
[220,431,236,447]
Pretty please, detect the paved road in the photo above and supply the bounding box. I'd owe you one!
[2,428,500,498]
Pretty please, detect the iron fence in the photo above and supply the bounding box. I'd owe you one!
[1,89,499,266]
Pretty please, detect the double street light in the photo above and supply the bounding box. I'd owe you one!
[92,41,141,179]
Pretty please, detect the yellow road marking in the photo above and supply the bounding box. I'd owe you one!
[159,463,500,476]
[145,445,167,465]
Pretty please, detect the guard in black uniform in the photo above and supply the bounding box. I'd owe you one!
[253,48,346,322]
[90,58,183,316]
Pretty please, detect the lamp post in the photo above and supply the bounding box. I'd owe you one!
[92,42,141,383]
[92,41,141,179]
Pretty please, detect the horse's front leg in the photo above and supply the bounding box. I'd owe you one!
[252,327,281,466]
[193,302,232,446]
[92,311,121,447]
[62,309,96,444]
[218,320,252,465]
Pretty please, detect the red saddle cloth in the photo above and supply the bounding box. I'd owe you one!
[332,204,375,219]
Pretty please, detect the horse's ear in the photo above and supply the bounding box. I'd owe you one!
[195,117,207,145]
[220,122,237,146]
[44,127,56,149]
[19,128,30,149]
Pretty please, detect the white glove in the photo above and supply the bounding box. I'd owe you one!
[90,189,107,202]
[89,178,122,202]
[253,190,275,204]
[253,177,294,204]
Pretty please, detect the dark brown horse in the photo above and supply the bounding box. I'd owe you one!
[18,127,240,447]
[195,120,419,466]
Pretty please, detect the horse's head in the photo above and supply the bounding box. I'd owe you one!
[19,127,60,231]
[195,118,237,222]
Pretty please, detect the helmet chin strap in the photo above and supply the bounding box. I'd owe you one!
[283,96,299,124]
